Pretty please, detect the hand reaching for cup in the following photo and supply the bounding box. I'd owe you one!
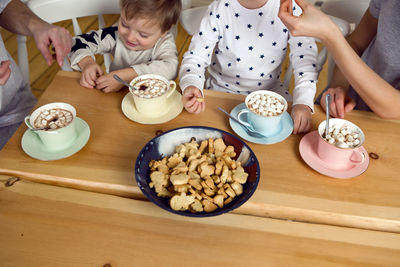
[291,104,312,134]
[182,86,206,114]
[320,87,356,118]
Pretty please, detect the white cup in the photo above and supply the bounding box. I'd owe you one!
[24,102,77,150]
[129,74,176,118]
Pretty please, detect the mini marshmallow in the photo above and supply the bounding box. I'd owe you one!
[247,93,285,117]
[34,108,73,130]
[324,124,362,148]
[132,78,168,98]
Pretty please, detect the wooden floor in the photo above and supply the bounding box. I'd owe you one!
[1,14,328,100]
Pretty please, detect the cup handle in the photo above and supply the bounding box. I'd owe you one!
[24,116,35,130]
[166,80,176,99]
[350,149,365,165]
[237,110,252,129]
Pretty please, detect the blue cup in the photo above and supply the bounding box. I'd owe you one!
[237,90,287,137]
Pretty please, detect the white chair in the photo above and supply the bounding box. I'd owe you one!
[318,0,369,29]
[179,6,350,92]
[17,0,120,85]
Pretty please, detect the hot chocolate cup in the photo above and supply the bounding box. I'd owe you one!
[317,119,366,170]
[237,90,288,137]
[129,74,176,118]
[24,102,77,150]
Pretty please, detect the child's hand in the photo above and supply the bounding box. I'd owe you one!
[80,61,103,89]
[95,72,124,93]
[320,87,356,118]
[182,86,205,114]
[291,104,312,134]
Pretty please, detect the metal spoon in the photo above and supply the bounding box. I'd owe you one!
[218,107,268,138]
[113,74,135,91]
[325,94,331,137]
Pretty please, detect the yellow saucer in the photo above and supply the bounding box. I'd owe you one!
[121,90,183,124]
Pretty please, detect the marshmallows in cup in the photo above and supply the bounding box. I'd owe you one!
[129,74,176,118]
[237,90,287,137]
[24,102,77,150]
[317,119,366,169]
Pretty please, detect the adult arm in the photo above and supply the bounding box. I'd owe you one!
[279,0,400,119]
[0,0,71,66]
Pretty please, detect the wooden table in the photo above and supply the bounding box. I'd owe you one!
[1,71,400,233]
[1,178,400,266]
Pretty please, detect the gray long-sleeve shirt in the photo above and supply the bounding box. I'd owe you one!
[69,26,179,80]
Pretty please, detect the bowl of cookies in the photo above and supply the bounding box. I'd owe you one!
[135,126,260,217]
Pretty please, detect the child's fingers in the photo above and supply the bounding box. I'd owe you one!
[80,75,94,88]
[84,73,97,87]
[292,115,301,134]
[96,66,104,77]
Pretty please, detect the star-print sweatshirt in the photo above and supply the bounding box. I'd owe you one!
[69,26,179,80]
[179,0,318,110]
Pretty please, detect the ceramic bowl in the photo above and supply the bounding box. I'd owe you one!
[135,126,260,217]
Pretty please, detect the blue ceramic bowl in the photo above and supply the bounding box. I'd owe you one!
[135,126,260,217]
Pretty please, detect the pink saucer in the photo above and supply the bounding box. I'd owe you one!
[299,131,369,179]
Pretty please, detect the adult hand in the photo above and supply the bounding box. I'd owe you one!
[291,104,312,134]
[80,61,103,89]
[320,87,356,118]
[0,60,11,85]
[182,86,205,114]
[96,72,124,93]
[278,0,335,41]
[32,23,72,67]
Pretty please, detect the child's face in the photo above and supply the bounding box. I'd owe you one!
[118,14,166,51]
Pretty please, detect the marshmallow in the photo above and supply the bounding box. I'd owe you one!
[247,93,285,117]
[324,124,362,148]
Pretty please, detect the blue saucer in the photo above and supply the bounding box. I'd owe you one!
[229,103,293,144]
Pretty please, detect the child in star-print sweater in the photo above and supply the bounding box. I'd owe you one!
[179,0,318,134]
[68,0,181,93]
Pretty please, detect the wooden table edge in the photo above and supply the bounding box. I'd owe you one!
[2,172,399,234]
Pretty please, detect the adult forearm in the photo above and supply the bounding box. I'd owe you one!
[324,29,400,119]
[0,0,43,36]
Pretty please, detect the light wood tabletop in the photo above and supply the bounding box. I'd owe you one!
[1,71,400,233]
[1,177,400,266]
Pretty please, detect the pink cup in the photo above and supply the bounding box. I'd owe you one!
[317,119,366,170]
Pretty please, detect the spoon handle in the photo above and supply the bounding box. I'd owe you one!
[325,94,331,137]
[113,74,134,90]
[218,107,245,127]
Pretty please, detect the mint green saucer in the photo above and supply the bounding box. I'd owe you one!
[21,117,90,161]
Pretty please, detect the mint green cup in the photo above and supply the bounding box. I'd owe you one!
[24,102,78,151]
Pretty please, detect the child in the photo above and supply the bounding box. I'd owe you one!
[69,0,181,93]
[179,0,318,134]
